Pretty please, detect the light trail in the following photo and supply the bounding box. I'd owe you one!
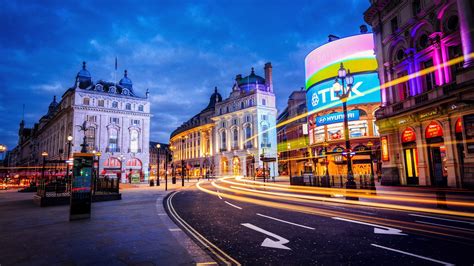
[196,180,474,241]
[244,52,474,143]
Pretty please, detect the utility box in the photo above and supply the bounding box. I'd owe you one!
[70,153,94,221]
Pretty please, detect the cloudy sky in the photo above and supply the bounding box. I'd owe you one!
[0,0,370,150]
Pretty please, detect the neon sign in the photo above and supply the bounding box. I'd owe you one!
[316,110,360,126]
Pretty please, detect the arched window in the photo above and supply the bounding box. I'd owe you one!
[138,105,144,111]
[108,128,118,152]
[232,128,239,149]
[98,100,104,107]
[126,158,142,167]
[245,126,252,148]
[112,101,119,108]
[125,103,131,110]
[104,157,121,167]
[130,130,139,153]
[85,127,96,151]
[221,131,226,151]
[83,98,90,105]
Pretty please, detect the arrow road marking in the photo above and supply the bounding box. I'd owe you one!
[371,244,454,265]
[241,223,291,250]
[332,217,406,235]
[257,213,315,230]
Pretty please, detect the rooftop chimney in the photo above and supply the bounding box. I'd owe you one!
[264,62,273,92]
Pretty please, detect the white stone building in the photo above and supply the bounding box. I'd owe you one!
[10,62,151,183]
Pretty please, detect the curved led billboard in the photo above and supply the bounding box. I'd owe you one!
[305,34,381,112]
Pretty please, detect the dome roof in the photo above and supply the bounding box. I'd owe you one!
[76,61,91,79]
[47,95,59,116]
[238,67,265,86]
[204,87,222,110]
[119,70,133,89]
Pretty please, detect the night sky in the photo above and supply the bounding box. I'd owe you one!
[0,0,370,150]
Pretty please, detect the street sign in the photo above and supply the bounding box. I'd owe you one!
[70,153,93,221]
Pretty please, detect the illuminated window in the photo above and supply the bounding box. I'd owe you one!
[108,128,118,152]
[221,131,227,151]
[245,126,252,148]
[232,128,239,149]
[130,130,139,153]
[396,71,409,100]
[104,157,121,167]
[86,127,96,151]
[262,124,270,147]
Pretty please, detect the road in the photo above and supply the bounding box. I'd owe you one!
[165,177,474,265]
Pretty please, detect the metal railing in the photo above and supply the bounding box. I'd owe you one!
[291,174,375,189]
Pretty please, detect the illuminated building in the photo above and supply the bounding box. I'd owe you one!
[364,0,474,187]
[277,89,309,176]
[305,32,382,177]
[9,62,151,183]
[170,63,278,177]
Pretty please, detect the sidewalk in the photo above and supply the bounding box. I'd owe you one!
[0,180,215,265]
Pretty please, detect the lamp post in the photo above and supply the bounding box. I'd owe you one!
[41,151,48,181]
[119,154,125,183]
[165,147,169,191]
[323,140,330,187]
[156,143,161,186]
[65,136,73,183]
[205,152,210,180]
[287,143,292,179]
[334,62,356,189]
[367,141,375,190]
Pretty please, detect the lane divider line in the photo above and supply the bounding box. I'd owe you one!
[256,213,315,230]
[371,244,454,265]
[225,201,242,210]
[169,228,182,232]
[415,220,474,232]
[166,191,240,266]
[333,217,406,235]
[409,213,474,225]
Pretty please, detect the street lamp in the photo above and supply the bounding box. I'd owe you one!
[156,143,161,186]
[287,143,292,179]
[323,140,330,187]
[119,154,125,183]
[334,62,356,189]
[41,151,48,182]
[367,141,375,190]
[65,135,73,183]
[0,144,7,160]
[165,146,169,191]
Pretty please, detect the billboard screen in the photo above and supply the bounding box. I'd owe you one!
[306,72,381,112]
[305,34,380,112]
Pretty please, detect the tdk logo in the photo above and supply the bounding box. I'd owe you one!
[311,81,363,107]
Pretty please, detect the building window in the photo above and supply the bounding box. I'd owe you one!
[85,127,96,151]
[397,71,409,100]
[221,121,226,128]
[241,102,244,109]
[98,100,104,107]
[219,108,222,115]
[110,117,119,124]
[131,119,140,125]
[261,124,270,148]
[83,98,90,105]
[221,131,227,151]
[422,59,435,91]
[246,115,251,122]
[130,130,139,153]
[108,128,118,152]
[261,114,267,120]
[390,16,398,33]
[233,119,238,125]
[112,101,119,108]
[138,105,144,112]
[125,103,131,110]
[412,0,421,16]
[262,98,266,106]
[245,126,252,148]
[226,106,229,113]
[232,128,239,149]
[249,99,253,106]
[449,45,463,77]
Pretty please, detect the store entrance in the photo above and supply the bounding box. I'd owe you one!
[403,146,419,185]
[427,141,447,187]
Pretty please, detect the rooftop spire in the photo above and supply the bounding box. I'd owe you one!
[251,67,255,74]
[124,69,128,77]
[214,86,217,93]
[82,61,86,70]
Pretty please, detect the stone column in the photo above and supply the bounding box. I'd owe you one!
[457,0,474,67]
[441,118,459,187]
[414,124,429,185]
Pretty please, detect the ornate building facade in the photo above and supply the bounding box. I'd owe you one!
[9,62,151,183]
[170,63,278,177]
[365,0,474,187]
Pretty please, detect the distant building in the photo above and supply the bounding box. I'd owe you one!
[149,141,170,179]
[277,89,309,176]
[365,0,474,188]
[8,62,151,183]
[170,63,278,177]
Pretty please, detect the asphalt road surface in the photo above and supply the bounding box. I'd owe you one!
[165,178,474,265]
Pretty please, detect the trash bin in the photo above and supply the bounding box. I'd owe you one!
[149,179,155,186]
[172,176,176,184]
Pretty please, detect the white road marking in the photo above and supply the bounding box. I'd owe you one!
[409,213,474,225]
[241,223,291,250]
[169,228,182,232]
[415,220,474,232]
[256,213,315,230]
[225,201,242,210]
[158,213,168,216]
[332,217,406,235]
[371,244,454,265]
[217,190,223,199]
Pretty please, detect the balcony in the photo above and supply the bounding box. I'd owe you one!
[105,148,120,153]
